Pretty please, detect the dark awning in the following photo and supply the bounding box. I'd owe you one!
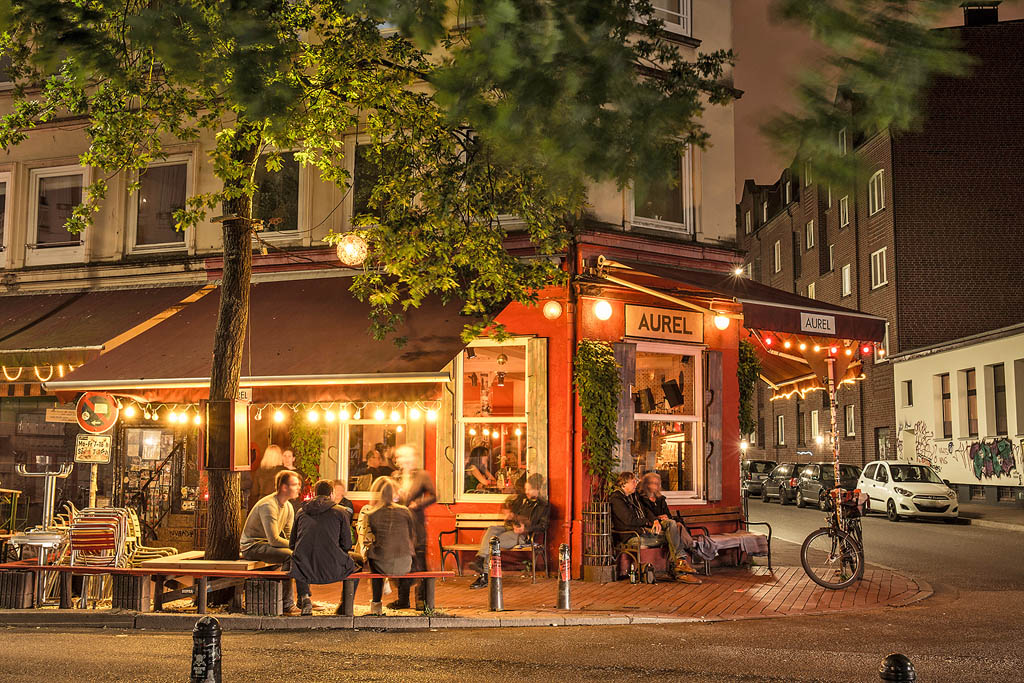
[45,275,472,403]
[601,260,887,342]
[0,286,211,367]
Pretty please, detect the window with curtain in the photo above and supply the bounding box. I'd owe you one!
[36,173,83,246]
[136,163,187,246]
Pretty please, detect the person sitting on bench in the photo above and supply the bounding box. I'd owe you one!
[363,476,417,615]
[289,479,356,615]
[241,469,302,615]
[468,473,550,589]
[638,472,699,577]
[610,471,699,584]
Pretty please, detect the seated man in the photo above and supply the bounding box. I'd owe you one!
[241,469,302,615]
[638,472,699,576]
[468,473,549,589]
[610,471,699,584]
[289,479,356,615]
[331,479,355,517]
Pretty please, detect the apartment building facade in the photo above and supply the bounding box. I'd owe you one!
[735,12,1024,480]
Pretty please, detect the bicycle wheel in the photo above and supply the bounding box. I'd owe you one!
[800,527,864,590]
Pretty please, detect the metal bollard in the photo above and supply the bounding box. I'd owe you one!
[488,536,504,612]
[191,616,222,683]
[557,543,571,610]
[879,653,916,681]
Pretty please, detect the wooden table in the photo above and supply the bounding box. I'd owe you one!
[138,551,272,611]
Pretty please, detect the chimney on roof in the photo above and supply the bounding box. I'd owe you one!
[961,1,1000,26]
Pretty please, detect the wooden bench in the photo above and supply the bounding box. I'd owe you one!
[438,513,548,582]
[675,506,772,574]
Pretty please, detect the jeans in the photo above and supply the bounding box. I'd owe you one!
[241,543,295,607]
[623,520,694,562]
[475,525,524,571]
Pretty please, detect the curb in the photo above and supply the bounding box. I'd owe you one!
[962,517,1024,533]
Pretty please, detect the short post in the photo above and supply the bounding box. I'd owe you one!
[879,653,916,681]
[190,616,222,683]
[488,536,503,612]
[339,579,356,617]
[557,543,571,611]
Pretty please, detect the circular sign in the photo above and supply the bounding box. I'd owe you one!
[76,392,120,434]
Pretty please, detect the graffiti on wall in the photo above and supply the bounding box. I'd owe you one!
[897,421,1023,485]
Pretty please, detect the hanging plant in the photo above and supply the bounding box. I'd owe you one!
[573,339,621,499]
[737,340,761,438]
[290,413,325,486]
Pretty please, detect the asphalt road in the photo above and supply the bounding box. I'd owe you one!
[744,497,1024,590]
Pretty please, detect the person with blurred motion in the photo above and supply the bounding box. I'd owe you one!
[394,445,437,610]
[469,473,549,589]
[363,476,416,615]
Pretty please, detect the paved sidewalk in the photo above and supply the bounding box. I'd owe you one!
[0,565,931,631]
[958,502,1024,532]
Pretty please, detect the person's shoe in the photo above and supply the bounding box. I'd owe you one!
[469,573,489,589]
[300,596,313,616]
[467,556,486,574]
[369,601,383,615]
[675,573,702,585]
[386,599,411,610]
[675,557,699,575]
[283,605,302,616]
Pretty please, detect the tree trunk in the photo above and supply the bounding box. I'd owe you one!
[205,122,260,561]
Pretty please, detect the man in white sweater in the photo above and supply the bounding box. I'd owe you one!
[241,469,302,614]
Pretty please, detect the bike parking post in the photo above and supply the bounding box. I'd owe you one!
[488,536,504,612]
[878,653,916,681]
[191,616,222,683]
[557,543,571,610]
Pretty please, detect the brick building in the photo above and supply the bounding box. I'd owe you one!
[735,10,1024,468]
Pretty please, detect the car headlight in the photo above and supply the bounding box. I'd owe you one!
[893,487,913,497]
[947,489,957,499]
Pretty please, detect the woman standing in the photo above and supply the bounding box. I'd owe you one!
[363,476,416,615]
[394,445,436,610]
[248,445,287,510]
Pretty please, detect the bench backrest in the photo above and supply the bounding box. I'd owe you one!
[454,513,506,529]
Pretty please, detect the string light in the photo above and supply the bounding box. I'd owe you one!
[353,409,361,420]
[799,343,807,351]
[861,344,872,355]
[254,408,263,421]
[830,346,839,355]
[274,409,285,423]
[813,345,821,353]
[307,409,319,422]
[151,411,159,421]
[783,340,792,349]
[193,413,202,426]
[483,428,490,436]
[396,425,403,433]
[144,410,151,420]
[374,408,386,421]
[491,431,500,440]
[514,427,522,436]
[124,405,137,418]
[469,427,477,436]
[389,409,400,422]
[167,411,177,423]
[844,348,853,357]
[764,337,773,346]
[324,410,336,423]
[426,409,437,422]
[409,407,421,420]
[339,408,351,421]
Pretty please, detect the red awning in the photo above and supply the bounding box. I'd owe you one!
[45,275,472,403]
[0,286,210,367]
[601,260,887,342]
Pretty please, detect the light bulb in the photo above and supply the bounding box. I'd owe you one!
[389,410,400,422]
[144,410,151,420]
[409,407,422,420]
[491,431,500,440]
[193,414,202,426]
[844,348,853,356]
[396,425,403,433]
[733,267,744,276]
[124,405,137,418]
[274,409,285,423]
[799,343,807,351]
[339,408,351,421]
[813,345,821,353]
[324,410,336,423]
[374,409,386,421]
[151,412,159,421]
[483,428,490,436]
[426,409,437,422]
[514,427,522,436]
[713,315,730,330]
[353,409,361,420]
[469,428,477,436]
[542,300,563,320]
[783,340,792,349]
[254,410,262,421]
[740,440,749,451]
[594,300,612,321]
[167,412,177,423]
[307,409,319,422]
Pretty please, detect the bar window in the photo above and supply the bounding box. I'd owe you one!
[805,220,814,249]
[344,420,407,493]
[744,210,751,234]
[773,240,781,273]
[632,348,701,497]
[135,162,187,247]
[651,0,691,36]
[940,373,952,438]
[841,264,852,297]
[868,170,885,215]
[253,151,300,233]
[965,368,978,437]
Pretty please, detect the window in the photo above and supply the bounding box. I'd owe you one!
[784,180,792,204]
[805,220,815,249]
[838,128,847,155]
[773,240,781,273]
[810,410,819,440]
[776,414,786,446]
[965,368,978,437]
[864,463,877,481]
[870,248,888,289]
[762,201,768,223]
[839,196,849,227]
[841,264,852,297]
[803,161,812,186]
[875,427,890,459]
[651,0,691,36]
[828,244,835,272]
[844,404,855,437]
[340,416,411,498]
[253,152,300,233]
[991,363,1007,435]
[796,402,805,445]
[876,464,889,484]
[901,380,914,407]
[868,170,885,215]
[459,343,528,498]
[744,262,752,279]
[940,373,952,438]
[827,185,832,208]
[352,143,382,221]
[744,210,751,234]
[132,161,188,248]
[32,168,84,247]
[806,282,816,299]
[632,346,702,498]
[633,148,693,233]
[874,322,890,363]
[0,175,8,256]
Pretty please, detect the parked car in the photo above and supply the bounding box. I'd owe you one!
[762,462,807,504]
[795,462,862,509]
[741,459,777,497]
[857,461,959,522]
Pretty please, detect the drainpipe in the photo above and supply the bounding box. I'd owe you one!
[567,246,582,577]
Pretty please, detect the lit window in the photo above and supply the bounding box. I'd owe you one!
[744,210,751,234]
[805,220,815,249]
[827,185,832,208]
[134,161,188,248]
[841,264,852,297]
[839,195,849,227]
[762,201,768,223]
[868,170,885,215]
[634,148,693,233]
[785,180,792,204]
[773,240,781,273]
[807,282,816,299]
[844,404,855,437]
[776,414,785,446]
[870,247,888,289]
[828,244,835,271]
[254,152,300,233]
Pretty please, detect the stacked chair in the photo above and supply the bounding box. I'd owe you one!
[123,508,177,567]
[69,507,131,607]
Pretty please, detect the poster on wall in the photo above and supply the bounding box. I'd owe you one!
[75,434,112,464]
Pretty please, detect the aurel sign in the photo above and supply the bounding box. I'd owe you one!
[800,312,837,335]
[625,305,703,343]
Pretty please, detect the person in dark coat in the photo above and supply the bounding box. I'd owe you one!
[289,479,356,615]
[364,476,416,615]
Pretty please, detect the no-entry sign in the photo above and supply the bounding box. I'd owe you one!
[76,392,120,434]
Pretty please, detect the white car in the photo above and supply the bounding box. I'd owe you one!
[857,461,959,522]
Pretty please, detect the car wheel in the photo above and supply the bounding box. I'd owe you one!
[886,499,900,522]
[818,490,827,511]
[796,490,806,508]
[761,486,770,502]
[778,487,788,505]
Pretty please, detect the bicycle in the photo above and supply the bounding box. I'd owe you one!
[800,487,865,590]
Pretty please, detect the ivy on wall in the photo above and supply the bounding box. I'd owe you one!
[290,417,325,486]
[737,340,761,438]
[573,340,621,498]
